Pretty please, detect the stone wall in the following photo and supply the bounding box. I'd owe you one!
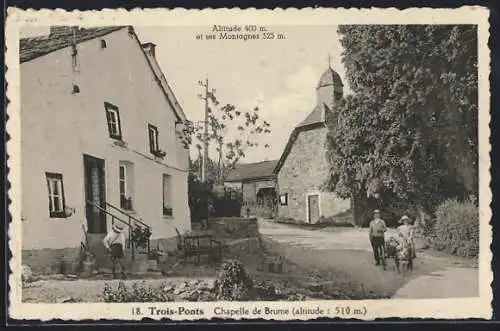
[207,217,259,240]
[277,128,350,223]
[22,247,81,275]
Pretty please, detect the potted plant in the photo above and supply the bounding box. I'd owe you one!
[79,225,96,277]
[79,241,96,277]
[130,226,152,249]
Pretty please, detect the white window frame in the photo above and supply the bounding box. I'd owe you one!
[162,174,173,217]
[46,172,66,218]
[104,102,122,140]
[107,108,120,136]
[119,164,128,199]
[119,162,134,210]
[148,124,159,153]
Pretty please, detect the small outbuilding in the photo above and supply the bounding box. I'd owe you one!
[224,160,278,218]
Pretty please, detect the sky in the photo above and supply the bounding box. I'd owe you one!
[21,25,351,163]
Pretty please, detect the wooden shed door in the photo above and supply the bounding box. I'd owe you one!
[308,194,320,224]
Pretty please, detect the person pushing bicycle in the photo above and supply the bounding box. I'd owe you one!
[369,209,387,266]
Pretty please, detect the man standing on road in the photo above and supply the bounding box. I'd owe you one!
[369,209,387,265]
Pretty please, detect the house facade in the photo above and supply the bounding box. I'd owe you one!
[275,67,352,225]
[20,26,191,273]
[225,160,278,218]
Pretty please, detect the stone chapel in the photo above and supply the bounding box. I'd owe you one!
[274,66,353,224]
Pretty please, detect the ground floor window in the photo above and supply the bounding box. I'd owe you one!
[46,172,66,218]
[119,161,134,210]
[163,174,172,216]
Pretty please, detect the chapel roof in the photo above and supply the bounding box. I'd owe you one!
[316,67,344,89]
[296,104,325,128]
[225,160,279,182]
[20,26,126,63]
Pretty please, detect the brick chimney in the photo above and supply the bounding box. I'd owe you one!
[141,42,156,58]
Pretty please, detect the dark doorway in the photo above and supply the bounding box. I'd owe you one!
[83,154,107,233]
[308,194,320,224]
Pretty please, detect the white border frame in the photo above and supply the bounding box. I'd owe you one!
[6,6,492,321]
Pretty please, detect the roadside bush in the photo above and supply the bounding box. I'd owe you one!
[214,260,253,301]
[317,212,355,227]
[103,281,174,302]
[22,265,34,285]
[253,280,286,300]
[188,174,214,224]
[427,197,479,258]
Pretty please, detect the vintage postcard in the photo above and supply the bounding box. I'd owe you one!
[6,7,492,321]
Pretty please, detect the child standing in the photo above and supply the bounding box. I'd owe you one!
[103,223,127,279]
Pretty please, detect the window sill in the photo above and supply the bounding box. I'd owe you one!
[163,214,174,219]
[49,211,70,218]
[151,150,166,158]
[113,139,127,147]
[121,209,137,215]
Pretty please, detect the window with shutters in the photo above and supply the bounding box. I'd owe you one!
[46,172,66,218]
[104,102,122,140]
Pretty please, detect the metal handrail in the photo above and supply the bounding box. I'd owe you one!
[86,200,131,229]
[85,199,151,260]
[105,201,151,230]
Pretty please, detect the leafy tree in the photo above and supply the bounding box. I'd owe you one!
[189,152,219,184]
[325,25,478,225]
[178,83,272,184]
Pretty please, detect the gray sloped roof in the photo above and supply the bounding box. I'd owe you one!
[296,104,324,128]
[20,26,187,122]
[274,106,327,173]
[317,67,344,89]
[225,160,279,182]
[20,26,126,63]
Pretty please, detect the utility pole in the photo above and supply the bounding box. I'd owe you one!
[203,78,209,183]
[198,78,209,183]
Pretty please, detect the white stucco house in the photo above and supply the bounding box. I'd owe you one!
[20,26,191,273]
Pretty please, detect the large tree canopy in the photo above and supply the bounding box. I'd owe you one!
[325,25,478,216]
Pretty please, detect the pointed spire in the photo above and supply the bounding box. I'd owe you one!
[327,53,332,68]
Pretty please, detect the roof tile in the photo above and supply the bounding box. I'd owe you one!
[20,26,126,63]
[225,160,279,182]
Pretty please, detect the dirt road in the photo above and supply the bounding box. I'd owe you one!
[258,219,478,299]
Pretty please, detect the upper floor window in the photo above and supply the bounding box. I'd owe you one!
[148,124,166,158]
[105,102,122,140]
[46,172,66,218]
[148,124,159,153]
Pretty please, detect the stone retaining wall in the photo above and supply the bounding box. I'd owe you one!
[22,247,81,275]
[207,217,259,240]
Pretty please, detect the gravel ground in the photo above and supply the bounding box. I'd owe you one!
[23,277,214,303]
